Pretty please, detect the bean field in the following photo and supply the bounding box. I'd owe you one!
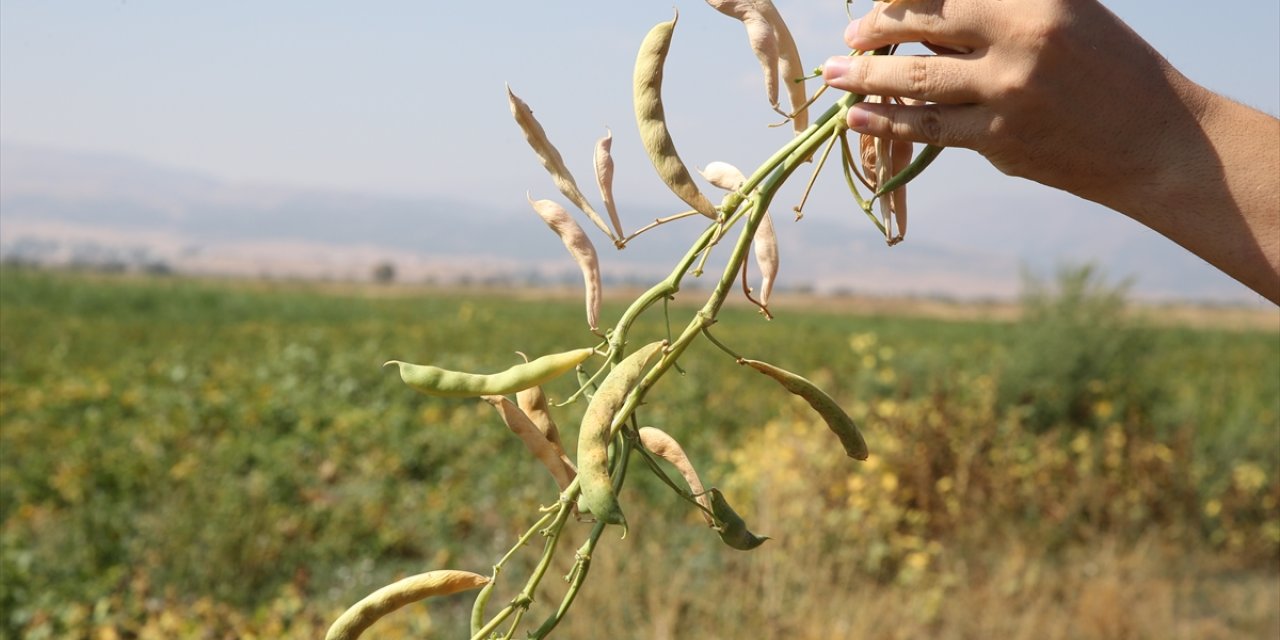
[1,267,1277,639]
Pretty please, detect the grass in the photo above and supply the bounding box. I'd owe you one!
[1,266,1276,638]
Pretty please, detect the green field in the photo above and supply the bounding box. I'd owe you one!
[1,267,1277,639]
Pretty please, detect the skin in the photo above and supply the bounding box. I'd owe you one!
[822,0,1280,304]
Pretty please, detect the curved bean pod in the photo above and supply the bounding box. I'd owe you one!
[577,341,666,532]
[593,128,626,242]
[325,570,488,640]
[699,161,778,307]
[517,383,573,471]
[528,197,603,331]
[739,358,869,460]
[386,348,593,398]
[507,86,616,240]
[708,488,770,550]
[482,395,576,491]
[633,13,720,219]
[706,0,808,133]
[638,426,713,525]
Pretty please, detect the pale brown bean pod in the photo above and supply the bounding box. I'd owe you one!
[638,426,713,525]
[758,0,808,133]
[705,0,809,133]
[528,196,603,332]
[634,12,721,219]
[516,383,573,471]
[482,395,576,491]
[507,86,616,240]
[593,129,626,242]
[325,570,488,640]
[697,161,747,192]
[753,210,779,307]
[858,99,911,245]
[698,161,778,307]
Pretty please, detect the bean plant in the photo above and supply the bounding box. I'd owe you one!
[327,3,941,638]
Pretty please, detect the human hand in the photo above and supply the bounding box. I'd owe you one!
[821,0,1208,210]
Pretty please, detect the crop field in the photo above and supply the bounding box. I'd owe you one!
[1,267,1277,639]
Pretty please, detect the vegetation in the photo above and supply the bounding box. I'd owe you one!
[1,267,1277,638]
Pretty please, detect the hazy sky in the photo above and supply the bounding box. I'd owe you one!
[2,1,1278,300]
[3,1,1276,197]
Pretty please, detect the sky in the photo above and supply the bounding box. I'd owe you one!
[2,1,1278,299]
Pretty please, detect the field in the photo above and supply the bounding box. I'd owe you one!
[1,267,1277,639]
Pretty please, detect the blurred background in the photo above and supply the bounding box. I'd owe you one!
[1,1,1277,638]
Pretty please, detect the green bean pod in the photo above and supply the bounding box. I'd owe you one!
[739,358,869,460]
[326,570,488,640]
[386,348,593,398]
[708,488,770,551]
[577,341,665,532]
[633,12,720,219]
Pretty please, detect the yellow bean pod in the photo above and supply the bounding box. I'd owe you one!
[638,426,713,525]
[577,341,666,531]
[633,12,720,219]
[739,358,869,460]
[325,570,489,640]
[482,395,576,491]
[708,488,770,550]
[386,348,593,398]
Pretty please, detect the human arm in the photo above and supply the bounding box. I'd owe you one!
[821,0,1280,304]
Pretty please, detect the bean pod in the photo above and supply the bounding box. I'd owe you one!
[739,358,869,460]
[638,426,713,525]
[528,196,603,331]
[482,395,576,491]
[708,488,770,550]
[507,86,616,241]
[386,348,593,398]
[577,341,666,532]
[634,13,720,219]
[325,570,489,640]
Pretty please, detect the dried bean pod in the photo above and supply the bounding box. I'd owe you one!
[698,161,748,192]
[698,161,778,306]
[638,426,713,525]
[739,358,869,460]
[325,570,488,640]
[706,0,808,133]
[753,210,779,307]
[634,13,720,219]
[386,348,593,398]
[482,395,576,491]
[516,384,573,471]
[593,129,626,241]
[708,488,770,550]
[759,0,808,132]
[577,341,666,531]
[529,196,603,331]
[507,86,616,240]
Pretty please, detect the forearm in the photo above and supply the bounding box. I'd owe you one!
[1104,80,1280,304]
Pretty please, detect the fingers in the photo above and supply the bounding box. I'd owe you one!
[823,54,983,105]
[845,1,993,52]
[845,100,993,151]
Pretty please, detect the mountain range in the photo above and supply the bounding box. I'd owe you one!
[0,141,1265,304]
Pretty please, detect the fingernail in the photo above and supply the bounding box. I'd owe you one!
[846,104,871,131]
[822,56,849,82]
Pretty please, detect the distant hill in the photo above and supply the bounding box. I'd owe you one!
[0,141,1265,304]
